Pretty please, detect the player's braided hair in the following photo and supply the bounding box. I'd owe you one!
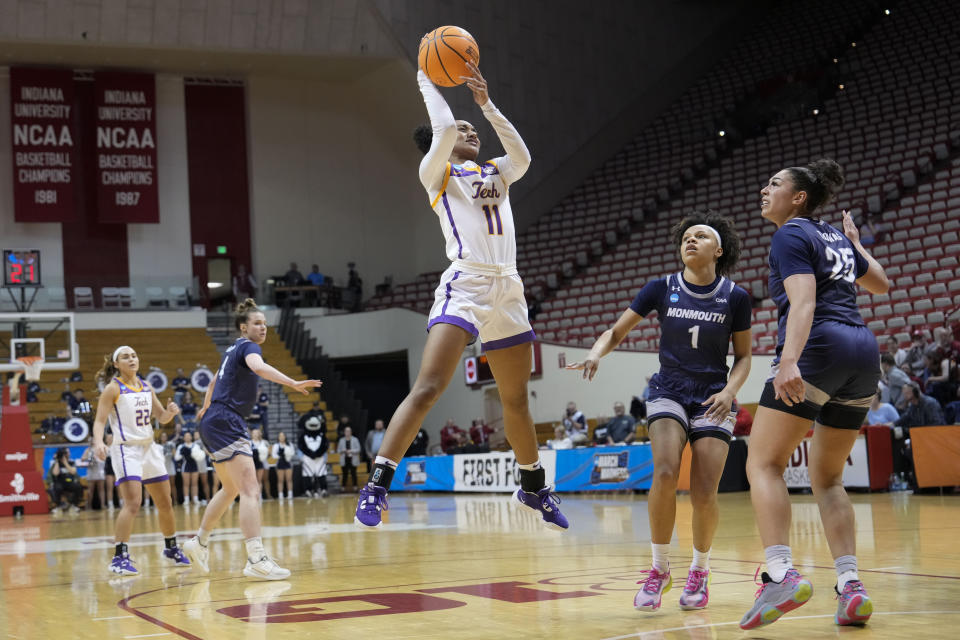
[413,124,432,155]
[670,210,742,277]
[234,298,261,331]
[786,158,845,215]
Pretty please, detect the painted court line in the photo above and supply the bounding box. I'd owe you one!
[599,610,960,640]
[124,634,171,639]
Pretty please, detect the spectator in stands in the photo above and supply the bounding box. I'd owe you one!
[346,262,363,312]
[175,431,205,505]
[255,384,270,438]
[71,389,93,421]
[365,419,387,465]
[233,264,258,302]
[470,417,495,449]
[546,425,573,450]
[733,401,753,436]
[880,354,912,409]
[943,386,960,425]
[895,382,945,428]
[271,431,295,500]
[250,428,270,499]
[159,431,180,505]
[171,368,191,407]
[406,428,429,457]
[904,331,929,377]
[865,390,899,426]
[39,412,65,435]
[336,413,353,440]
[337,426,361,491]
[925,349,958,406]
[307,264,325,286]
[934,326,960,361]
[440,418,467,454]
[598,402,637,445]
[81,438,106,510]
[179,392,199,432]
[561,401,588,445]
[48,447,82,513]
[885,336,908,369]
[284,262,304,286]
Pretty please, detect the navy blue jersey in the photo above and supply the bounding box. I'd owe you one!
[768,218,869,351]
[631,273,752,387]
[210,338,263,417]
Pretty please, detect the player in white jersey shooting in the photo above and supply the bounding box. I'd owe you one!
[356,60,567,531]
[92,346,189,575]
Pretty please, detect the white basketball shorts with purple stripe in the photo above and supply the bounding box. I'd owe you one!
[110,441,169,486]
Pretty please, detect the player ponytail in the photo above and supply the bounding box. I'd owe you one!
[413,124,432,154]
[787,158,844,215]
[234,298,261,331]
[671,210,742,277]
[96,353,119,389]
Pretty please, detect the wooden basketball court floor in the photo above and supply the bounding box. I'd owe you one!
[2,491,958,639]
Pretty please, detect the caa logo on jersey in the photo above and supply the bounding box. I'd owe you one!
[715,297,727,303]
[670,293,680,303]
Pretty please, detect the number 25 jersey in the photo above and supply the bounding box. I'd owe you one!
[768,217,869,350]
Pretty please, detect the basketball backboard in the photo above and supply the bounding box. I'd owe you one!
[0,312,78,372]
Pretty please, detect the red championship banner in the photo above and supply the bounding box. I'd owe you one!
[94,71,158,223]
[9,67,78,222]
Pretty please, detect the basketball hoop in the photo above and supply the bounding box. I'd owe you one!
[16,355,44,382]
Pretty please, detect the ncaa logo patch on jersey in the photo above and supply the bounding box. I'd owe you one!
[670,293,680,303]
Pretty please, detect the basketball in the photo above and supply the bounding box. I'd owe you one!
[418,26,480,87]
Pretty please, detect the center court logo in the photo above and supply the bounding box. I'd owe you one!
[590,451,630,484]
[404,462,427,485]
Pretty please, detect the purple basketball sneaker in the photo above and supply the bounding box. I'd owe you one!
[513,486,569,530]
[355,483,389,528]
[163,546,191,566]
[109,553,138,576]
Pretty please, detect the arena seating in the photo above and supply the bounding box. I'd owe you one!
[366,0,960,355]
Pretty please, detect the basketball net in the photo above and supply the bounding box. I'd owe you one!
[7,357,43,405]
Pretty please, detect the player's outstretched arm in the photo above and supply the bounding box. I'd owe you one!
[567,308,644,380]
[244,352,322,395]
[91,382,119,460]
[464,62,531,183]
[418,70,458,190]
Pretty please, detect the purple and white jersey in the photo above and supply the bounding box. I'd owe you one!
[107,376,153,444]
[417,70,530,269]
[211,338,262,417]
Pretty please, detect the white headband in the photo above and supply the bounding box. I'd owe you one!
[113,346,133,362]
[689,224,722,248]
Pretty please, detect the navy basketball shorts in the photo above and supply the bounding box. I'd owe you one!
[760,321,880,429]
[646,374,734,443]
[198,402,254,463]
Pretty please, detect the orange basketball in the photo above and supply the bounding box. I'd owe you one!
[418,26,480,87]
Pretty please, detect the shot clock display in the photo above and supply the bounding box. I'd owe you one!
[3,249,41,287]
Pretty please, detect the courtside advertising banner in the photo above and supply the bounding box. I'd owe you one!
[453,450,557,492]
[9,67,78,222]
[783,435,870,488]
[94,71,158,223]
[553,445,655,491]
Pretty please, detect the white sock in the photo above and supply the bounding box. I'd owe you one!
[835,555,858,590]
[652,543,670,573]
[245,536,265,563]
[691,547,711,571]
[197,528,210,546]
[518,459,542,471]
[374,455,398,469]
[764,544,793,582]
